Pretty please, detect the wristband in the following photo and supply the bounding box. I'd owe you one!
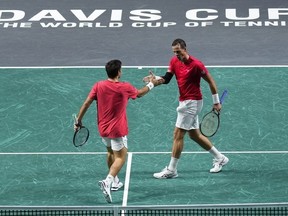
[212,93,220,104]
[146,82,154,90]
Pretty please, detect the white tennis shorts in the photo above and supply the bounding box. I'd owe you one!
[175,99,203,130]
[102,136,128,151]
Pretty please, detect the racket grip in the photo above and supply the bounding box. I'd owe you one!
[220,89,228,104]
[72,113,78,124]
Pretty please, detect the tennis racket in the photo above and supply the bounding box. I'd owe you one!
[72,114,89,147]
[200,90,228,137]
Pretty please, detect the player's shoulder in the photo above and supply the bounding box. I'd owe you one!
[190,55,201,63]
[190,55,206,68]
[97,80,106,84]
[119,81,136,89]
[170,56,179,63]
[120,81,132,85]
[92,80,110,89]
[94,80,106,86]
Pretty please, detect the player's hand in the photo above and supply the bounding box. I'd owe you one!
[142,71,152,83]
[143,70,164,86]
[74,119,82,132]
[213,103,222,113]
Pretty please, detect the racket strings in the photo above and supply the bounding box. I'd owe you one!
[200,112,219,137]
[74,127,89,147]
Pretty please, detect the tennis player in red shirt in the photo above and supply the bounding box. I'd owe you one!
[74,59,159,203]
[149,38,229,179]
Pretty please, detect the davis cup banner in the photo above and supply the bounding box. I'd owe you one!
[0,8,288,28]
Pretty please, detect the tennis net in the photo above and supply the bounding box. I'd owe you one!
[0,203,287,216]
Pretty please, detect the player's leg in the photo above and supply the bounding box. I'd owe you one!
[188,129,213,150]
[153,127,185,179]
[105,145,123,191]
[154,101,196,179]
[106,146,114,168]
[109,147,127,176]
[98,138,114,203]
[99,137,127,203]
[168,100,198,172]
[102,138,123,187]
[188,129,229,173]
[109,137,127,191]
[171,127,186,159]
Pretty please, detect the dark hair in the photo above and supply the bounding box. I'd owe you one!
[105,59,122,78]
[172,38,186,49]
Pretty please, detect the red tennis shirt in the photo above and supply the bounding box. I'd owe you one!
[88,80,138,138]
[168,55,209,101]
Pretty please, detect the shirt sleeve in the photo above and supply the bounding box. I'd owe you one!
[198,61,209,76]
[88,83,98,100]
[124,82,138,100]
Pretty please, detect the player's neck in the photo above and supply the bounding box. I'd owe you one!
[183,53,190,63]
[108,77,119,82]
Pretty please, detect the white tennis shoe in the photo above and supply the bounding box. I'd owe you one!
[98,180,112,203]
[111,181,123,191]
[210,155,229,173]
[153,166,178,179]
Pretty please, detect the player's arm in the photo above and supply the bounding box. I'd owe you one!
[74,96,93,130]
[137,72,160,97]
[160,72,173,84]
[142,71,173,85]
[202,73,222,111]
[137,86,151,98]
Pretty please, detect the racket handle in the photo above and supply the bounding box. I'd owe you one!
[72,113,78,124]
[220,89,228,104]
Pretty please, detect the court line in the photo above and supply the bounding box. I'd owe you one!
[0,151,288,155]
[0,65,288,69]
[1,202,288,209]
[122,153,133,207]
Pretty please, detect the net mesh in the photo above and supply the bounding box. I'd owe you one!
[0,205,287,216]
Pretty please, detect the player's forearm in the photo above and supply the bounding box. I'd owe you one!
[209,83,218,95]
[161,72,173,84]
[77,97,93,121]
[203,73,218,95]
[137,82,154,97]
[77,106,88,122]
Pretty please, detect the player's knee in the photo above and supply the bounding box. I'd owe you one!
[188,129,201,140]
[173,127,186,139]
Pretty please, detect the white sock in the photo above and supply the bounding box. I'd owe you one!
[209,146,223,159]
[168,157,179,171]
[105,174,114,185]
[114,175,119,183]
